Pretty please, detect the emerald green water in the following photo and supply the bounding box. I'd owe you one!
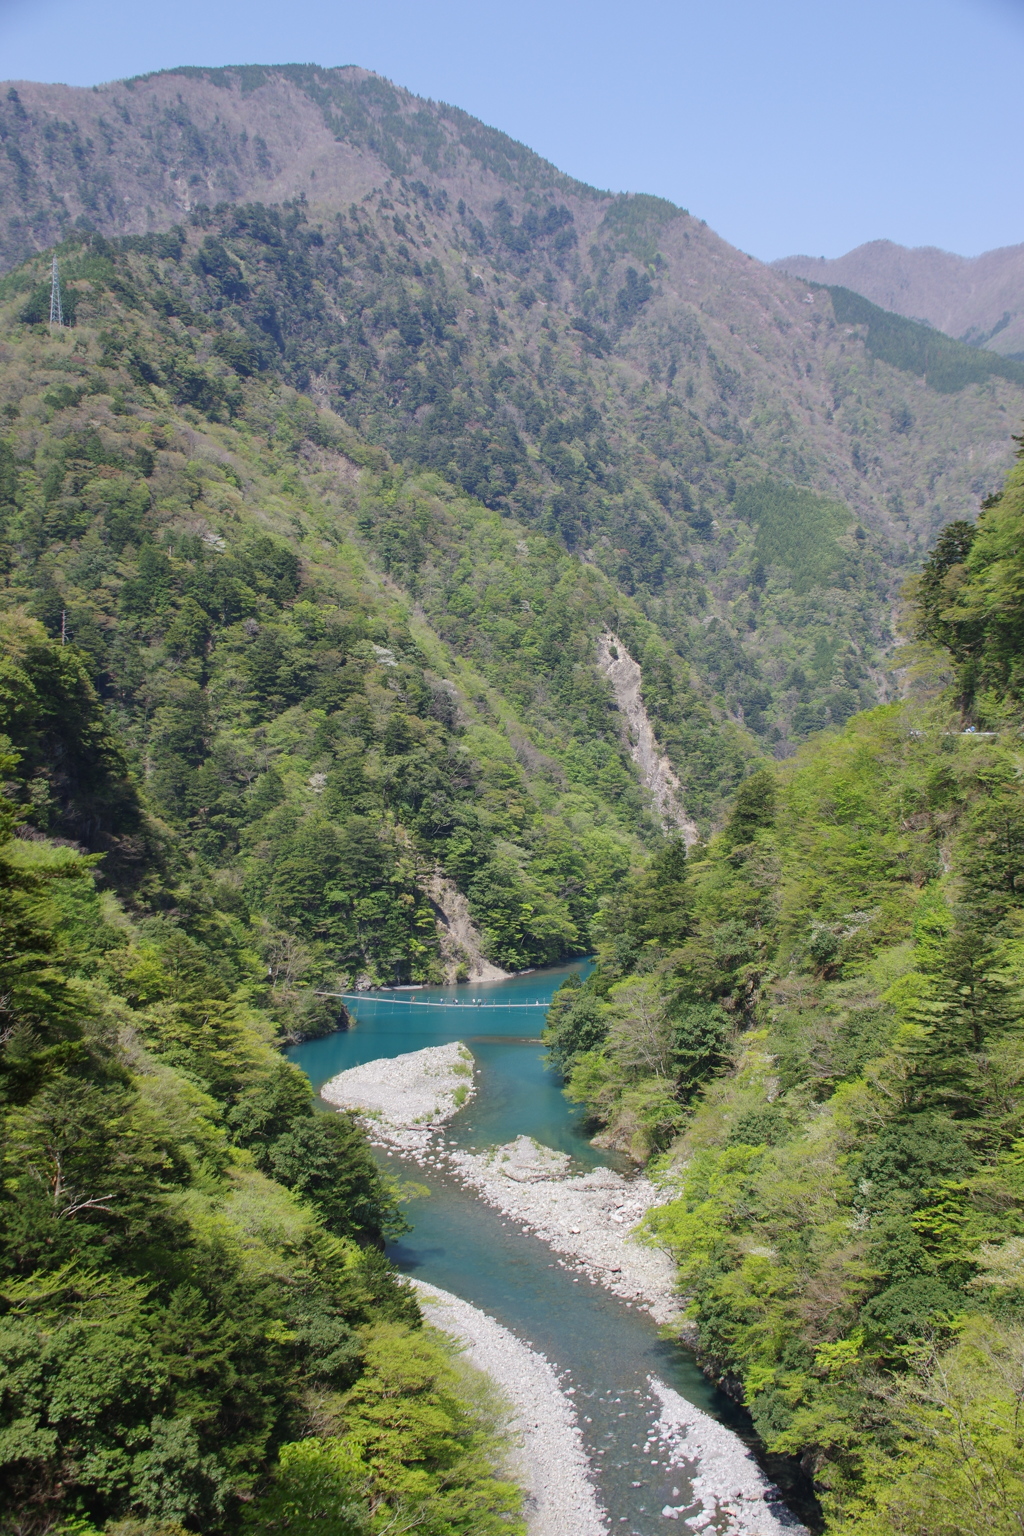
[288,963,603,1157]
[287,964,800,1533]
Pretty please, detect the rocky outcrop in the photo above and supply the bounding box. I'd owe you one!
[596,634,698,845]
[487,1135,572,1182]
[425,869,511,983]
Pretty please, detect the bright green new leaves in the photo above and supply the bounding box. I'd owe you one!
[912,443,1024,714]
[0,766,518,1532]
[562,662,1024,1526]
[245,1324,525,1536]
[334,1324,525,1536]
[833,1320,1024,1536]
[244,1437,369,1536]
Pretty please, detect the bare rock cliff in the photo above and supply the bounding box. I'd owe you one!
[596,634,698,845]
[425,870,511,984]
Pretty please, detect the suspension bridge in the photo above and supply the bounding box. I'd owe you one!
[315,991,553,1011]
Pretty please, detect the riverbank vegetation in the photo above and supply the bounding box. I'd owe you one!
[547,446,1024,1529]
[2,205,1022,1534]
[0,745,524,1532]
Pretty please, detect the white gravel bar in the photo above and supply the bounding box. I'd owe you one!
[321,1043,683,1323]
[649,1379,809,1533]
[319,1041,475,1150]
[447,1135,685,1326]
[321,1051,810,1533]
[413,1280,609,1536]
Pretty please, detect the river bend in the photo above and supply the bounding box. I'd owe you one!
[287,963,807,1534]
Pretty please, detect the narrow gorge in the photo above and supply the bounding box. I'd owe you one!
[290,983,813,1535]
[2,50,1023,1536]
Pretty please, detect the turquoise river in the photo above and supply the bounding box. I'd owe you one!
[287,962,812,1534]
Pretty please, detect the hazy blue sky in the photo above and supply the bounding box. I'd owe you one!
[1,0,1022,262]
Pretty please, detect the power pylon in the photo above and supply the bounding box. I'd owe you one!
[49,255,63,328]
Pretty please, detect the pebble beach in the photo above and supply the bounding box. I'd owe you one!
[321,1043,809,1535]
[414,1279,609,1536]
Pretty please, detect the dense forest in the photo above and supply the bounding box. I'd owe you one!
[0,235,687,1530]
[3,182,1013,756]
[0,174,782,1530]
[0,234,761,1007]
[0,758,523,1534]
[546,446,1024,1531]
[1,130,1023,1533]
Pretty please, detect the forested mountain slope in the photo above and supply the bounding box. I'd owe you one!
[0,266,561,1519]
[2,250,764,1010]
[3,61,1024,1536]
[547,445,1024,1532]
[0,182,662,1536]
[2,65,1024,745]
[0,770,525,1536]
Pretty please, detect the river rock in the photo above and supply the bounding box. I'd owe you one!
[320,1041,475,1147]
[650,1379,809,1534]
[447,1139,686,1326]
[413,1279,608,1536]
[491,1135,572,1181]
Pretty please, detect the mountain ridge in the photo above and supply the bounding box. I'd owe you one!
[0,62,607,273]
[4,59,1024,1536]
[772,237,1024,358]
[3,62,1024,753]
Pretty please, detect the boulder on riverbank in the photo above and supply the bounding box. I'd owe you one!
[320,1041,475,1148]
[489,1135,572,1182]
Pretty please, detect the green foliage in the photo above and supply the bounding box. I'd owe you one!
[0,614,155,887]
[5,67,1023,763]
[0,243,763,998]
[722,767,777,847]
[594,193,682,267]
[0,777,519,1532]
[0,629,514,1533]
[735,479,851,595]
[564,656,1024,1522]
[0,209,743,1535]
[0,192,915,749]
[3,117,1023,1531]
[831,1320,1024,1536]
[0,431,638,998]
[911,519,977,651]
[324,1323,526,1535]
[910,446,1024,713]
[244,1436,368,1535]
[829,285,1024,392]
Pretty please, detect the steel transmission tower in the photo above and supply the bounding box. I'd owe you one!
[49,255,63,328]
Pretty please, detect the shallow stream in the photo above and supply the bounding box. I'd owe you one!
[287,963,798,1534]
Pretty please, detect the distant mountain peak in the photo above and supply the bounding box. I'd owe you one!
[772,238,1024,358]
[0,63,606,275]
